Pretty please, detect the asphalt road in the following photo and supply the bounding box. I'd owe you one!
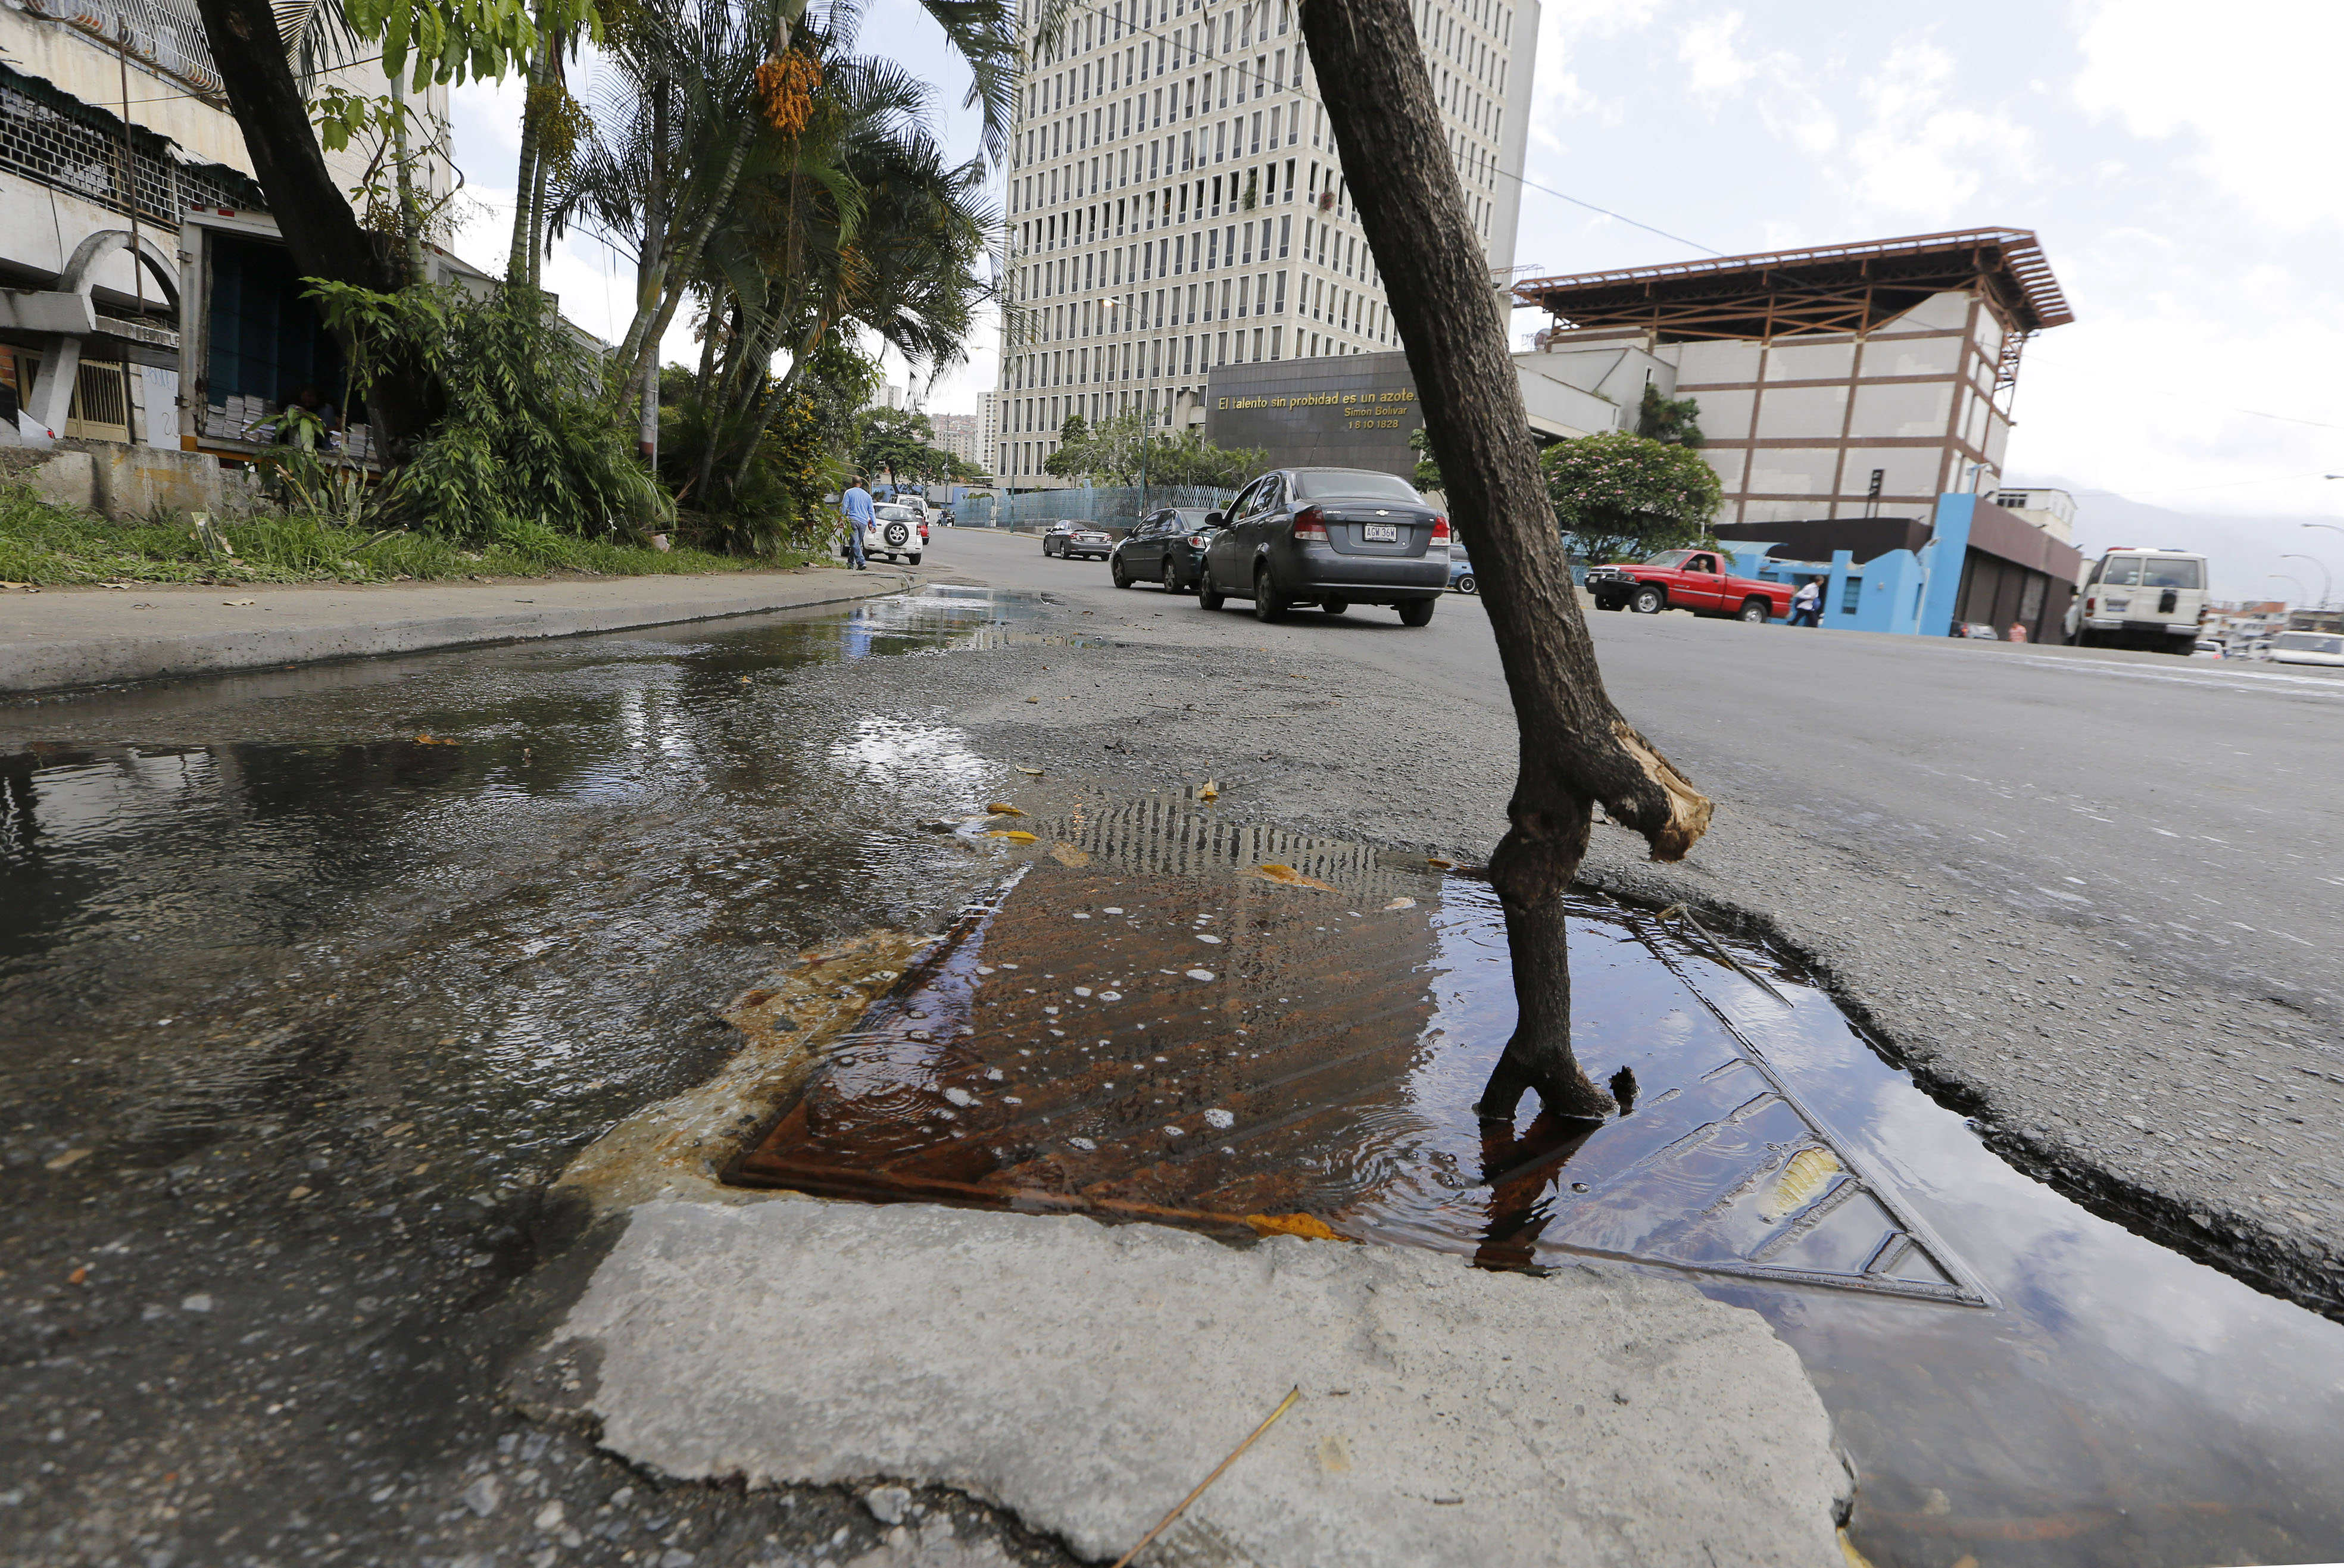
[916,526,2344,1311]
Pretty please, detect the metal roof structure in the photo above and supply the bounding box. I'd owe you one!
[1514,228,2075,342]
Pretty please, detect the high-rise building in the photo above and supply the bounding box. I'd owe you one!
[930,411,980,466]
[993,0,1537,485]
[978,391,1002,476]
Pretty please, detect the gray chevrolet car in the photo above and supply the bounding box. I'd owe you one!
[1197,467,1451,625]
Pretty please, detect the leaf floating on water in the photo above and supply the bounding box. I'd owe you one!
[1198,779,1221,802]
[985,803,1026,816]
[1048,841,1092,867]
[412,733,458,745]
[1758,1146,1842,1221]
[1017,766,1045,776]
[1382,896,1416,910]
[1426,857,1457,869]
[1243,1213,1344,1241]
[1243,863,1337,892]
[987,829,1039,844]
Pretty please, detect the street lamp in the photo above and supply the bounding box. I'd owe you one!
[2281,552,2332,610]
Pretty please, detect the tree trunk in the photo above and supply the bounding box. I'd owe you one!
[191,0,436,442]
[637,74,672,463]
[609,124,753,406]
[1300,0,1714,1123]
[388,73,427,284]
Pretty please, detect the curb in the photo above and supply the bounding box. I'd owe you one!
[1,571,914,694]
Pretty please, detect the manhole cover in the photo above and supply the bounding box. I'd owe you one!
[731,802,1985,1305]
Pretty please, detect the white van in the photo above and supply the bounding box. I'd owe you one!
[2268,630,2344,668]
[2065,548,2210,654]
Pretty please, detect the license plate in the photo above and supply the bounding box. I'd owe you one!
[1362,523,1399,543]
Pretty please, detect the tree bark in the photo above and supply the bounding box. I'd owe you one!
[1299,0,1713,1123]
[191,0,436,442]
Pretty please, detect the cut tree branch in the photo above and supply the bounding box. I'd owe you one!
[1299,0,1714,1120]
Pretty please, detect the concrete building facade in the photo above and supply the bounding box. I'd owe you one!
[1516,230,2075,529]
[977,389,1001,475]
[994,0,1537,486]
[0,0,449,458]
[930,411,979,466]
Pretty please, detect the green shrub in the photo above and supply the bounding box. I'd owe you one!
[0,484,810,586]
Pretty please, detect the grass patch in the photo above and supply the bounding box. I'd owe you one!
[0,486,829,586]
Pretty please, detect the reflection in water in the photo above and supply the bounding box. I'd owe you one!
[0,588,1047,1175]
[733,808,2344,1568]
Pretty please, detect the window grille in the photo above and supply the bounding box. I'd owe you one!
[0,77,255,227]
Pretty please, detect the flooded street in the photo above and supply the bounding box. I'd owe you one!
[5,584,2341,1568]
[2,592,1082,1568]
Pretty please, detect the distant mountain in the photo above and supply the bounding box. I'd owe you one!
[2016,477,2344,607]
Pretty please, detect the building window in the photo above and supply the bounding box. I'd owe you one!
[1841,575,1862,614]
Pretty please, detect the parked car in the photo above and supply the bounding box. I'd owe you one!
[1449,552,1477,594]
[1041,520,1113,560]
[2268,630,2344,667]
[847,502,926,564]
[1111,508,1219,592]
[2064,547,2211,654]
[1584,549,1792,622]
[2192,638,2226,659]
[1197,468,1450,625]
[1954,622,2003,640]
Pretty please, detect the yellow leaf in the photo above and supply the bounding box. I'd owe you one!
[985,803,1026,816]
[1243,863,1337,892]
[988,829,1039,843]
[1244,1213,1343,1241]
[1382,896,1416,910]
[1198,779,1221,802]
[1048,841,1091,867]
[1426,857,1457,869]
[1759,1147,1842,1221]
[1025,696,1040,703]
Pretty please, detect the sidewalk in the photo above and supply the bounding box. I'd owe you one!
[0,567,911,692]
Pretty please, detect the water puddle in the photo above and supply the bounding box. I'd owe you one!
[730,801,2344,1568]
[0,588,1050,1163]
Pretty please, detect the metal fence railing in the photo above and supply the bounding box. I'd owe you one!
[960,484,1239,533]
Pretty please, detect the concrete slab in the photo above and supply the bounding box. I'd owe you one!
[0,568,910,692]
[525,1200,1849,1568]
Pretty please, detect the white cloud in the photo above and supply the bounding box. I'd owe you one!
[1678,11,1756,98]
[2071,0,2344,232]
[1844,42,2037,220]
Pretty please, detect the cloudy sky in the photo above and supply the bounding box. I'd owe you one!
[450,0,2344,603]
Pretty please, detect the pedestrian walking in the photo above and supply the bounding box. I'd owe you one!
[1790,575,1822,627]
[841,474,873,571]
[2008,621,2029,644]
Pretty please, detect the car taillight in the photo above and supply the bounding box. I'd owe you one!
[1430,516,1451,545]
[1293,507,1329,542]
[1187,535,1206,547]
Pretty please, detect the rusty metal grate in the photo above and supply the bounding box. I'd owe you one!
[732,808,1987,1305]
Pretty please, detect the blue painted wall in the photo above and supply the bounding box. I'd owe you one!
[1722,493,1975,636]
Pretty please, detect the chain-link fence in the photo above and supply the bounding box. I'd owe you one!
[960,485,1238,532]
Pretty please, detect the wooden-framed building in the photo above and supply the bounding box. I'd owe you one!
[1513,229,2075,528]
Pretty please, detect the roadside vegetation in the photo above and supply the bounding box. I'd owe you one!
[177,0,1011,565]
[0,486,806,587]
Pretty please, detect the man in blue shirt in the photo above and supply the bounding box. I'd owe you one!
[839,475,873,570]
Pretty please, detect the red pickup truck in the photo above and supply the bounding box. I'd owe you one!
[1584,549,1794,623]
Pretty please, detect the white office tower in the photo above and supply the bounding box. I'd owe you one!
[993,0,1537,483]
